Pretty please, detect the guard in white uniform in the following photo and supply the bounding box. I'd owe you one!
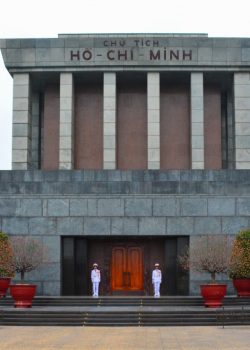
[91,263,101,297]
[152,263,162,297]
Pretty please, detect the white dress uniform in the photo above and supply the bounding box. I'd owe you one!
[152,264,162,297]
[91,264,101,297]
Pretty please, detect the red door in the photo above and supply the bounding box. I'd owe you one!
[111,246,143,292]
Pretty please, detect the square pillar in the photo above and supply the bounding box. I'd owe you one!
[147,72,160,169]
[103,72,116,169]
[59,73,74,169]
[234,73,250,169]
[12,73,32,170]
[31,93,40,169]
[191,73,204,169]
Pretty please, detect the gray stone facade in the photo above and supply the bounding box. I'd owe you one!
[0,170,250,295]
[1,34,250,70]
[1,33,250,296]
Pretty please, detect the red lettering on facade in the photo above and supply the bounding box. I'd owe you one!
[103,40,126,47]
[82,50,92,60]
[170,50,179,60]
[183,50,192,60]
[107,50,115,60]
[70,47,192,62]
[118,50,127,60]
[150,50,161,60]
[70,50,80,61]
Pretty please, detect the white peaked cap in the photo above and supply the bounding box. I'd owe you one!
[93,263,98,267]
[154,263,160,266]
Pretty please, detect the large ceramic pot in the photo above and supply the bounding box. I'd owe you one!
[10,284,36,308]
[0,277,11,298]
[233,278,250,297]
[200,284,227,308]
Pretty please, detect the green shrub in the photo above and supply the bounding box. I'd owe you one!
[229,229,250,279]
[0,232,14,277]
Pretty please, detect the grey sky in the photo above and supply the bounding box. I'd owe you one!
[1,0,250,169]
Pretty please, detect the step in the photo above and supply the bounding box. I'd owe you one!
[0,321,83,326]
[1,296,248,307]
[1,311,249,326]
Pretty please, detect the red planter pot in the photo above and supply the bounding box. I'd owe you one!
[200,284,227,308]
[0,277,11,298]
[10,284,36,308]
[233,279,250,297]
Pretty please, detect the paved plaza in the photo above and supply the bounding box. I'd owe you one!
[0,326,249,350]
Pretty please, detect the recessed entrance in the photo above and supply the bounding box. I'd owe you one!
[61,236,189,296]
[111,245,143,294]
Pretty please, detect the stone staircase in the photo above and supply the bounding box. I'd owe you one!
[0,296,249,326]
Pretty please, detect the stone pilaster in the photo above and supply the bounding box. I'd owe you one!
[234,73,250,169]
[191,73,204,169]
[59,73,74,169]
[147,72,160,169]
[103,72,116,169]
[12,73,31,170]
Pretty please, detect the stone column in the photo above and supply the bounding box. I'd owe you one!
[227,90,235,169]
[147,72,160,169]
[234,73,250,169]
[59,73,74,169]
[12,73,31,170]
[191,73,204,169]
[103,72,116,169]
[31,93,40,169]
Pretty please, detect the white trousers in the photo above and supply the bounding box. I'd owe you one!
[92,282,100,297]
[153,282,161,297]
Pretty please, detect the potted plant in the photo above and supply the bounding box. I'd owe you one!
[9,236,48,308]
[179,235,232,308]
[0,232,14,298]
[229,229,250,297]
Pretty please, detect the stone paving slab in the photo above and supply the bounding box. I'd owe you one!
[0,325,249,349]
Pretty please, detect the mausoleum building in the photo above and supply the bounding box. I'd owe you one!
[1,33,250,296]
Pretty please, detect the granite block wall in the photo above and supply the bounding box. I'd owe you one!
[0,169,249,295]
[1,35,250,70]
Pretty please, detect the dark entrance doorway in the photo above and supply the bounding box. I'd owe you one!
[61,236,189,296]
[111,245,144,293]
